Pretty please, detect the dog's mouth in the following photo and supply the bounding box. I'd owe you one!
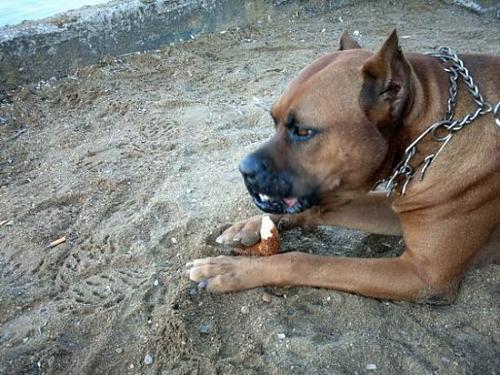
[250,192,314,214]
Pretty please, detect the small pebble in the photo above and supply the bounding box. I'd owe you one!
[277,333,286,340]
[129,364,134,369]
[115,347,123,354]
[144,353,153,365]
[171,237,177,244]
[262,294,272,303]
[153,279,159,287]
[366,364,377,370]
[241,306,249,314]
[1,332,12,342]
[199,323,211,334]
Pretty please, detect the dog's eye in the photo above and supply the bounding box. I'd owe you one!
[289,125,317,141]
[296,128,312,137]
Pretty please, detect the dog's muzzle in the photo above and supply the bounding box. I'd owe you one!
[239,154,316,214]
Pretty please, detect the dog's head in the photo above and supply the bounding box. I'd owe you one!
[241,30,414,214]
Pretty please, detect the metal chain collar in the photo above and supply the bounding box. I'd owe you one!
[384,47,500,196]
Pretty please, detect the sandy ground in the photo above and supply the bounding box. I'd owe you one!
[1,1,499,374]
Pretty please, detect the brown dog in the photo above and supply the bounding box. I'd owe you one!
[186,31,500,304]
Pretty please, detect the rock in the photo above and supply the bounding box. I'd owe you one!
[240,306,249,314]
[262,293,272,303]
[0,332,12,342]
[144,353,153,365]
[198,323,212,334]
[366,363,377,370]
[277,333,286,340]
[115,347,123,354]
[453,0,484,14]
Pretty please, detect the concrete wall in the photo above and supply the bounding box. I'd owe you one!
[0,0,357,97]
[1,0,496,97]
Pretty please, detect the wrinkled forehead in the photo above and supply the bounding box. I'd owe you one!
[272,50,371,125]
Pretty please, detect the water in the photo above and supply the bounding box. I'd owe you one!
[0,0,107,27]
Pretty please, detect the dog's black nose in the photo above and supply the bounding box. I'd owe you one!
[239,154,269,180]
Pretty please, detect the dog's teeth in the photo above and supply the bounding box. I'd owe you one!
[259,194,270,201]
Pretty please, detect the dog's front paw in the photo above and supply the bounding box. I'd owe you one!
[216,215,265,247]
[185,256,262,293]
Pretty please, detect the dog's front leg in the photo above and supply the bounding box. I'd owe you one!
[216,210,319,247]
[216,191,399,247]
[187,205,496,303]
[186,251,433,302]
[317,192,402,235]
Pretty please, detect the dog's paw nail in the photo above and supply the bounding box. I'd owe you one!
[197,280,208,290]
[215,235,224,244]
[233,233,241,242]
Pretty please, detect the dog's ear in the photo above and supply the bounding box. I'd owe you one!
[359,30,412,131]
[338,31,361,50]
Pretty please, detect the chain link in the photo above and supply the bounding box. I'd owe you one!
[384,47,500,196]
